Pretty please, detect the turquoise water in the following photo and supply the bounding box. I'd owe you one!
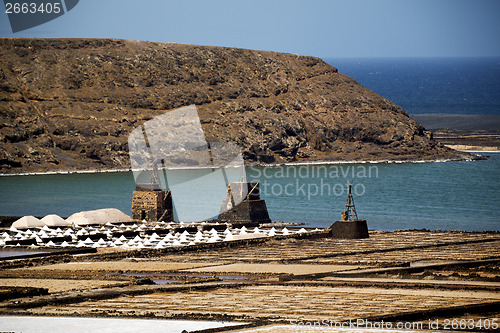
[249,154,500,231]
[1,153,498,231]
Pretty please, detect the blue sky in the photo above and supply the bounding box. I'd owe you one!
[1,0,499,58]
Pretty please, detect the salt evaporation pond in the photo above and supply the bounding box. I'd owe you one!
[0,316,245,333]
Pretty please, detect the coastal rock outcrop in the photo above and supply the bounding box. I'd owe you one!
[0,38,472,173]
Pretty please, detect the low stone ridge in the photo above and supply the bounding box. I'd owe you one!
[0,38,474,173]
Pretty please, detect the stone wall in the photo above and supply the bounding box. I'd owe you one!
[131,190,173,222]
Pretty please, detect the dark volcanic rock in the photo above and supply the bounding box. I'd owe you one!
[0,38,473,173]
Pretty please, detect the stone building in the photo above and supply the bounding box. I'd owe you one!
[218,182,271,226]
[131,183,173,222]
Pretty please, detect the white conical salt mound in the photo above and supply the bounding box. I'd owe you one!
[155,242,166,249]
[223,233,235,241]
[298,228,307,233]
[12,216,44,229]
[118,235,128,241]
[83,237,94,245]
[66,208,132,226]
[207,237,218,243]
[41,214,70,228]
[282,228,290,235]
[76,229,87,236]
[268,228,276,237]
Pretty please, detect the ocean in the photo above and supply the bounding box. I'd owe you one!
[325,57,500,116]
[1,58,499,231]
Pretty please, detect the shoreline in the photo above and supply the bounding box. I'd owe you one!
[0,153,493,177]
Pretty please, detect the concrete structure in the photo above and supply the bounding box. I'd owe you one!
[329,184,369,239]
[131,183,173,222]
[218,182,271,226]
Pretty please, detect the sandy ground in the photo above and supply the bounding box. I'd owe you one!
[0,278,124,293]
[26,285,498,321]
[0,230,498,331]
[21,261,216,272]
[320,276,500,288]
[184,263,360,275]
[445,144,500,152]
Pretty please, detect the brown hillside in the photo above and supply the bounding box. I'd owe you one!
[0,38,473,173]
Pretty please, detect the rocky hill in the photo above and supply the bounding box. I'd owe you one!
[0,38,473,174]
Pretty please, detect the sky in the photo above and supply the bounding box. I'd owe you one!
[1,0,500,58]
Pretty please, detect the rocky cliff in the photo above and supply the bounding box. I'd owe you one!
[0,38,472,174]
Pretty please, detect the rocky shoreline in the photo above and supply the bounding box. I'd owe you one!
[0,153,488,177]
